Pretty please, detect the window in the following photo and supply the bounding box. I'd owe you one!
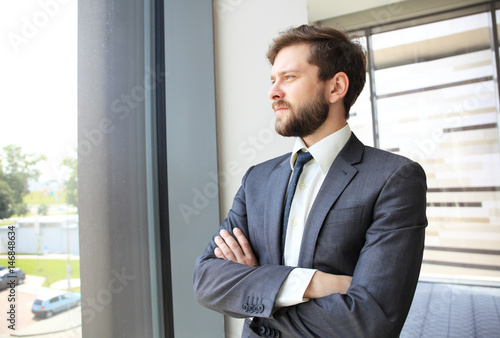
[78,1,221,337]
[2,1,220,336]
[0,1,80,336]
[344,6,500,334]
[349,4,500,282]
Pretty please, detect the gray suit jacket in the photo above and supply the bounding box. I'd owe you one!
[193,133,427,337]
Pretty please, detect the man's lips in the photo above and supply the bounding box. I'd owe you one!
[272,101,291,114]
[274,106,288,113]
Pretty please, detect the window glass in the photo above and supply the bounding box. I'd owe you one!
[0,1,80,336]
[371,12,500,280]
[375,50,494,95]
[348,35,375,147]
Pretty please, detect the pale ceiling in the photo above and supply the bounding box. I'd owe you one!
[307,0,409,22]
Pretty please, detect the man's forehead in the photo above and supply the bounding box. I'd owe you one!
[274,43,310,62]
[270,44,314,75]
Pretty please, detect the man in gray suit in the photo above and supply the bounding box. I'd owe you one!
[194,24,427,337]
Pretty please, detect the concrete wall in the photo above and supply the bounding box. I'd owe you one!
[213,0,308,220]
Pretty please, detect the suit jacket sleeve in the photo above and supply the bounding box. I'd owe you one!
[193,166,295,319]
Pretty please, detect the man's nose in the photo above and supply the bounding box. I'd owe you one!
[268,82,284,100]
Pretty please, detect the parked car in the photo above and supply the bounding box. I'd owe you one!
[32,291,81,318]
[0,268,26,290]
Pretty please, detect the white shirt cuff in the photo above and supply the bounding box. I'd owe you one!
[274,268,317,307]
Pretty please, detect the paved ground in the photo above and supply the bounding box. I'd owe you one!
[401,280,500,337]
[0,275,81,338]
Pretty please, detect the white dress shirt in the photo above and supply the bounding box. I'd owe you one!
[275,124,352,307]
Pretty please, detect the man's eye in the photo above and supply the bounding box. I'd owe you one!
[285,75,294,80]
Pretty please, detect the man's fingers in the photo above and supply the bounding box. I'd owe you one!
[214,235,236,261]
[233,228,258,266]
[214,230,241,262]
[214,228,258,267]
[233,228,258,267]
[233,228,253,257]
[214,247,227,260]
[219,229,244,260]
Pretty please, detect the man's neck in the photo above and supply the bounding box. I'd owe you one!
[302,120,347,148]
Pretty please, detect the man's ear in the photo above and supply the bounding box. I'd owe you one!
[326,72,349,104]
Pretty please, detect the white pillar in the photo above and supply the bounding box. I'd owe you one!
[213,1,308,336]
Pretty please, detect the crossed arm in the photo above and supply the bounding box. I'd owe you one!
[194,160,427,336]
[213,227,352,300]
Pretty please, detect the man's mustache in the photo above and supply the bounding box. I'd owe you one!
[272,100,292,111]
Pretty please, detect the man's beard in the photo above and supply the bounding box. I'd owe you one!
[273,89,329,138]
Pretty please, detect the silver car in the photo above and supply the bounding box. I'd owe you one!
[32,291,81,318]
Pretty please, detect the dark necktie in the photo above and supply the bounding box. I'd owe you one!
[282,151,313,258]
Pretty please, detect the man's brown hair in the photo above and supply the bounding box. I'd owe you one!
[267,24,366,118]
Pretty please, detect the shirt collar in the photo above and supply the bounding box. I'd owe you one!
[290,124,352,174]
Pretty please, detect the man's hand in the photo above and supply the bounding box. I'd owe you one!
[213,228,350,299]
[304,271,352,299]
[214,228,258,267]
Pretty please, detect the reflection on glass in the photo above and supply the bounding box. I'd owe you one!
[0,1,80,336]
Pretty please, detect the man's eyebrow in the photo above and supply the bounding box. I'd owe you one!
[270,69,301,79]
[277,69,300,74]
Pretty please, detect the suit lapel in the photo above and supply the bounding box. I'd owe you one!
[298,134,364,268]
[264,157,291,265]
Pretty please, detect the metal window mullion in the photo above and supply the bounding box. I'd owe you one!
[365,27,380,149]
[145,0,168,337]
[489,2,500,158]
[152,0,175,336]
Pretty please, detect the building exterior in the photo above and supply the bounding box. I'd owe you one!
[0,215,79,255]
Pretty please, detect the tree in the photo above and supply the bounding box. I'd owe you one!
[0,145,45,218]
[61,152,78,208]
[38,204,49,215]
[0,180,15,219]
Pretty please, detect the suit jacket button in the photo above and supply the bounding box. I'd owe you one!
[257,304,264,313]
[258,326,266,335]
[242,303,248,311]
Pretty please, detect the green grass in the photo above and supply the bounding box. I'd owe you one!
[23,190,67,205]
[0,219,15,226]
[0,258,80,292]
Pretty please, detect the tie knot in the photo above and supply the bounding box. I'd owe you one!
[295,151,313,167]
